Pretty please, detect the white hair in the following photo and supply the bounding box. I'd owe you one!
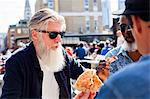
[28,8,66,39]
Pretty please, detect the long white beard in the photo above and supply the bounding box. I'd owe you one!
[37,38,65,72]
[122,41,137,52]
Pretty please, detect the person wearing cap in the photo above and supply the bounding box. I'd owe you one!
[1,8,84,99]
[104,15,141,76]
[75,0,150,98]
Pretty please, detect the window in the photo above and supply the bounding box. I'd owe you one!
[93,0,98,11]
[22,28,29,34]
[84,0,89,11]
[85,17,90,32]
[94,20,98,32]
[94,16,98,32]
[48,0,54,9]
[27,12,29,15]
[17,28,21,34]
[10,29,15,36]
[93,0,97,6]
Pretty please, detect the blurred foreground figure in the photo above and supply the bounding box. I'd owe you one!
[75,0,150,98]
[1,8,83,99]
[96,0,150,98]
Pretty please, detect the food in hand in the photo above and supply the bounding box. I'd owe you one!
[96,56,118,82]
[105,56,118,64]
[74,69,103,92]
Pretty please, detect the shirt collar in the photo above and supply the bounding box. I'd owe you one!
[117,45,126,55]
[117,46,134,62]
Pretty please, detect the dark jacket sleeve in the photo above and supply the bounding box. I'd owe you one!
[63,49,84,79]
[1,56,23,98]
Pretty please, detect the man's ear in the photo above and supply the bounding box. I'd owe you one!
[131,16,142,34]
[31,30,38,41]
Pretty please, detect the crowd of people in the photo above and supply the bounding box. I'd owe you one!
[0,0,149,98]
[66,40,113,58]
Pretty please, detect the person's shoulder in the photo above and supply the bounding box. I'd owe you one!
[110,61,141,76]
[106,59,150,85]
[124,55,150,73]
[96,57,150,99]
[6,48,27,63]
[102,60,150,98]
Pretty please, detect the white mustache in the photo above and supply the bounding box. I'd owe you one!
[37,37,65,72]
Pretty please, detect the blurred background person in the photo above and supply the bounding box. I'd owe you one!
[88,43,96,55]
[96,42,105,55]
[73,43,86,60]
[100,40,112,56]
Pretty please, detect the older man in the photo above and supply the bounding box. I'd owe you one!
[1,8,83,99]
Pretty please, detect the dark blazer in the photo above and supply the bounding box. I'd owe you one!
[1,42,83,99]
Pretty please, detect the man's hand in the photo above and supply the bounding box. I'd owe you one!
[74,91,96,99]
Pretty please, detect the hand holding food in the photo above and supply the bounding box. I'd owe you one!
[74,69,103,92]
[74,91,96,99]
[96,56,118,82]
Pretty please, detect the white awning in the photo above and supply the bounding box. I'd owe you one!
[62,37,80,44]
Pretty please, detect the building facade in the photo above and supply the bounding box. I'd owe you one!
[35,0,103,34]
[7,20,30,49]
[6,0,114,49]
[118,0,125,10]
[6,0,31,49]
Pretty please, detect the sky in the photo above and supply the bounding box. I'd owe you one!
[0,0,118,33]
[0,0,36,33]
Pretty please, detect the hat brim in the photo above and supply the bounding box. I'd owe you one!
[122,10,148,15]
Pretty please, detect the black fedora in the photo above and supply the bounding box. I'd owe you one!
[122,0,149,15]
[113,0,149,15]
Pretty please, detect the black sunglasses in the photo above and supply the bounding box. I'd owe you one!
[35,29,65,39]
[120,24,131,33]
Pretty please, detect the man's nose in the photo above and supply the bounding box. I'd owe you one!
[54,35,61,43]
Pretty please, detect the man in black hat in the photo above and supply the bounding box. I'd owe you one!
[95,0,150,98]
[75,0,150,98]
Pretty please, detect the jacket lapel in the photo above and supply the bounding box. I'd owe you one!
[54,71,71,99]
